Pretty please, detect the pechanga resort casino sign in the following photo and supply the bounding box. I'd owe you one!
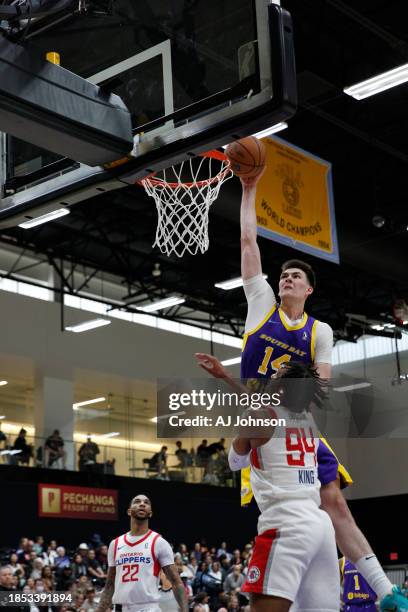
[38,484,118,521]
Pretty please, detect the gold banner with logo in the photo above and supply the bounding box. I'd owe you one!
[255,136,339,263]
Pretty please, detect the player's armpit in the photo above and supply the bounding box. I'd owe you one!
[162,564,188,612]
[96,566,115,612]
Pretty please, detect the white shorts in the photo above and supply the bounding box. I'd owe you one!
[242,506,339,612]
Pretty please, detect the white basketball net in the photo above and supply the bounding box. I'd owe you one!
[140,153,232,257]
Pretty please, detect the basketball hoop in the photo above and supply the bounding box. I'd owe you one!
[138,150,232,257]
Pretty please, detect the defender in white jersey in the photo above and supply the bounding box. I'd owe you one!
[197,356,339,612]
[96,495,187,612]
[233,363,339,612]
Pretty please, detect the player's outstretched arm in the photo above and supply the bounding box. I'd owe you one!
[96,566,115,612]
[240,172,264,281]
[162,564,188,612]
[195,353,248,395]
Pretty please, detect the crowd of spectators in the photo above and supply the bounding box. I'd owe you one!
[146,439,233,486]
[2,432,231,485]
[0,535,255,611]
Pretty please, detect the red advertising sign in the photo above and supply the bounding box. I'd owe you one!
[38,484,118,521]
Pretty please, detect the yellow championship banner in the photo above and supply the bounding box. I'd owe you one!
[255,136,339,263]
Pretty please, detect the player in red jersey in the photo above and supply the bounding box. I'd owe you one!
[96,495,187,612]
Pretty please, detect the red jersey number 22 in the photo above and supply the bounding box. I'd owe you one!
[122,564,139,582]
[285,427,316,466]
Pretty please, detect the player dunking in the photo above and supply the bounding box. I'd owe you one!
[96,495,188,612]
[235,172,407,610]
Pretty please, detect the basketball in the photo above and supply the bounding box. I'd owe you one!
[225,136,266,178]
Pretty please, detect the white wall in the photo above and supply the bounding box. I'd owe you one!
[334,352,408,499]
[0,290,238,378]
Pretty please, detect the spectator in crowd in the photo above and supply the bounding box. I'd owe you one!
[180,572,193,601]
[175,441,191,468]
[76,574,92,594]
[71,553,88,580]
[401,578,408,596]
[41,566,55,592]
[193,592,210,612]
[42,540,58,566]
[206,438,226,456]
[223,565,245,594]
[78,435,100,471]
[177,543,189,564]
[30,558,44,581]
[13,428,33,465]
[227,594,241,612]
[78,542,90,561]
[97,544,108,574]
[54,546,70,570]
[56,566,75,592]
[82,586,97,611]
[216,542,231,561]
[44,430,66,468]
[104,458,116,474]
[0,423,7,449]
[87,549,106,583]
[188,554,198,576]
[0,565,14,590]
[196,440,209,467]
[74,592,85,610]
[33,536,45,555]
[9,552,24,575]
[193,542,202,562]
[149,445,169,479]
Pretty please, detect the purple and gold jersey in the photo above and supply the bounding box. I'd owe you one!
[341,558,377,609]
[241,305,318,379]
[239,304,353,506]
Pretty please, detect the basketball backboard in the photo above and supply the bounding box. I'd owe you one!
[0,0,296,226]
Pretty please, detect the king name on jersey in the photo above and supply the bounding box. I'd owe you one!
[298,469,315,484]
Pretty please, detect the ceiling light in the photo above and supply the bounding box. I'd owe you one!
[252,122,288,139]
[370,324,384,331]
[221,356,242,366]
[0,415,5,419]
[222,124,288,149]
[18,208,70,229]
[73,397,106,410]
[65,318,111,333]
[215,274,268,290]
[0,381,8,386]
[100,432,120,438]
[137,296,185,313]
[333,382,372,392]
[344,62,408,100]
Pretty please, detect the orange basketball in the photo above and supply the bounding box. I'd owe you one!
[225,136,266,178]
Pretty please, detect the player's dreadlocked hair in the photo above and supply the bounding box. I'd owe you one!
[260,362,327,412]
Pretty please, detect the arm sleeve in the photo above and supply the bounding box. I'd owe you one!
[155,537,175,568]
[243,274,276,333]
[314,322,333,364]
[228,445,250,471]
[107,540,116,567]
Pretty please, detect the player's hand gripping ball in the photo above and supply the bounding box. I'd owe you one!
[225,136,266,178]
